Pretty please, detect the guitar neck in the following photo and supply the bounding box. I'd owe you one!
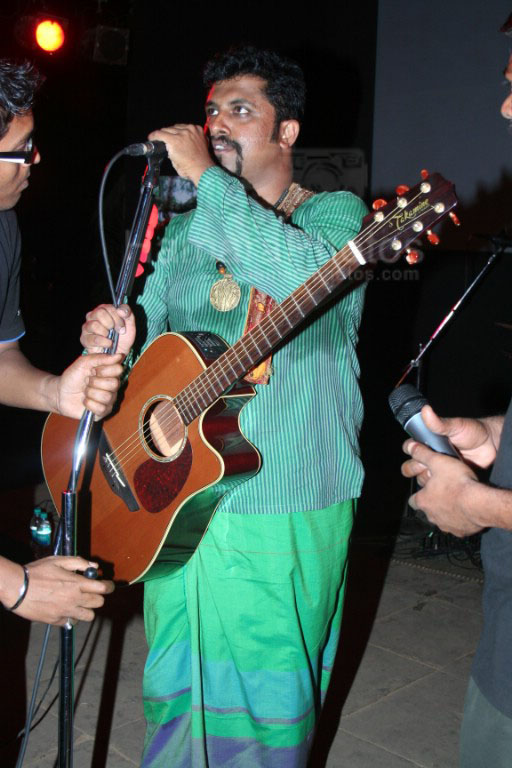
[174,243,360,425]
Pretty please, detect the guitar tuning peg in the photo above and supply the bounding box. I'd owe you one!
[426,229,440,245]
[421,169,429,180]
[395,184,410,196]
[372,198,387,210]
[449,211,461,226]
[405,248,421,265]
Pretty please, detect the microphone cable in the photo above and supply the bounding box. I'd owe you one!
[98,149,127,306]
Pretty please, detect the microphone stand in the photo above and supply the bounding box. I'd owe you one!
[395,240,508,529]
[57,155,162,768]
[396,244,508,388]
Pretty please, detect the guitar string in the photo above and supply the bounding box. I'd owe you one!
[102,189,432,473]
[102,188,439,474]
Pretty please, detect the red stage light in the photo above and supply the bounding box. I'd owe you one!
[14,14,68,54]
[35,19,65,52]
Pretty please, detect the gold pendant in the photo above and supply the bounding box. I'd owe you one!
[210,274,241,312]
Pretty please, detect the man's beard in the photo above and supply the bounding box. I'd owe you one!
[211,136,243,176]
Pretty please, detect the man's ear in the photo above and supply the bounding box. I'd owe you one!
[278,119,300,149]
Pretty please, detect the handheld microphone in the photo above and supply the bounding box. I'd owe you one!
[123,140,167,159]
[389,383,459,458]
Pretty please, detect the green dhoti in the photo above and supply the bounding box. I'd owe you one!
[141,498,355,768]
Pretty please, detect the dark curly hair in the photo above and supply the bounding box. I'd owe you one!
[0,59,44,139]
[203,46,306,136]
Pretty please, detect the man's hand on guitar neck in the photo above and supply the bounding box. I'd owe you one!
[81,303,136,357]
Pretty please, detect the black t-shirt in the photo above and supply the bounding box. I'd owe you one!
[472,400,512,716]
[0,209,25,342]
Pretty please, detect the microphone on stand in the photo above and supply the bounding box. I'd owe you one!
[123,140,168,159]
[389,383,459,458]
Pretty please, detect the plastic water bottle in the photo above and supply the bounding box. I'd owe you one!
[35,510,53,557]
[29,507,42,545]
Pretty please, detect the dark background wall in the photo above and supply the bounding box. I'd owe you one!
[361,0,512,530]
[1,0,512,534]
[373,0,512,232]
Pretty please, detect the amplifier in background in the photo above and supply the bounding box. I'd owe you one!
[292,148,367,199]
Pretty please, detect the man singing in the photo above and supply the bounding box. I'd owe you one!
[82,46,367,767]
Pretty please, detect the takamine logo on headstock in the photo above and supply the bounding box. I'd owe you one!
[363,170,458,266]
[392,199,430,229]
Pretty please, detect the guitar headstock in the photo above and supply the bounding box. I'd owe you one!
[359,172,458,266]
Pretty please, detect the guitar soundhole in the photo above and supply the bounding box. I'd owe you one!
[140,396,187,463]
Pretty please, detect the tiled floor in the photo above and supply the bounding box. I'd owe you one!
[323,548,482,767]
[1,519,483,768]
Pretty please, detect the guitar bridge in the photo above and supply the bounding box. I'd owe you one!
[99,430,139,511]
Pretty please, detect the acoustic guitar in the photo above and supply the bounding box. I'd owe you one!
[41,172,457,584]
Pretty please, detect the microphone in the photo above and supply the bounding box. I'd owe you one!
[389,383,459,457]
[123,140,167,159]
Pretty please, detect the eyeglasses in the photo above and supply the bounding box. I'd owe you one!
[0,136,38,165]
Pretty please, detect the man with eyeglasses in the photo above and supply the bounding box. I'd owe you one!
[0,59,133,625]
[0,110,38,210]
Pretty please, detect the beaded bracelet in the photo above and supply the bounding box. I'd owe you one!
[7,565,30,611]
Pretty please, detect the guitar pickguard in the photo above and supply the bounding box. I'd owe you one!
[133,440,193,514]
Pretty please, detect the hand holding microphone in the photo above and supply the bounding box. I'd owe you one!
[147,124,214,185]
[389,382,459,500]
[389,384,460,457]
[390,384,487,536]
[123,126,214,185]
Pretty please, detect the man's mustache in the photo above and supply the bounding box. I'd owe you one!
[210,135,243,156]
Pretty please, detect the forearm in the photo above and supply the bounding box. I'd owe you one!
[0,346,58,412]
[0,556,25,609]
[459,477,512,531]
